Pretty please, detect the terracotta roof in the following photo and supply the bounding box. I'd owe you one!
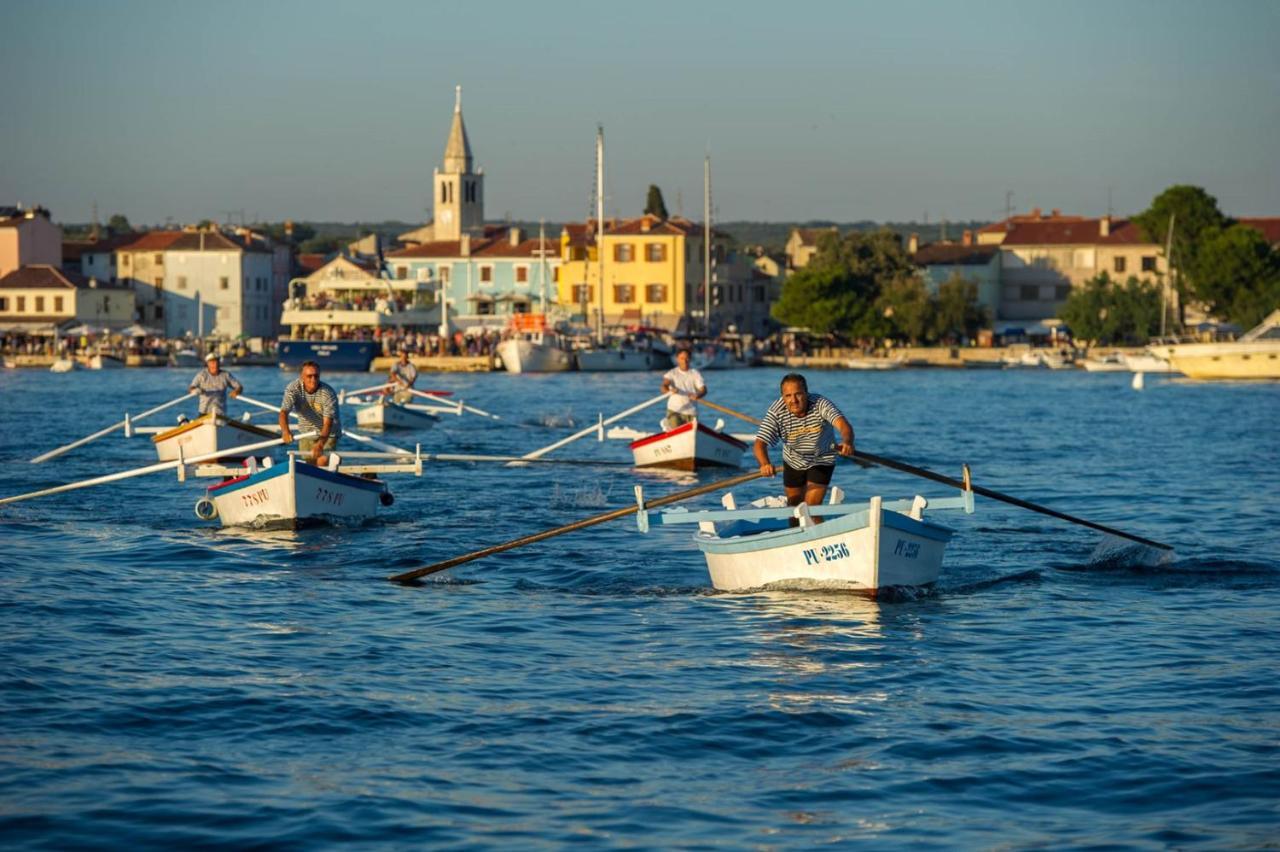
[1238,217,1280,245]
[913,243,1000,266]
[473,237,559,259]
[0,264,128,290]
[1001,218,1155,246]
[977,211,1087,234]
[0,208,54,229]
[297,253,327,273]
[387,239,479,259]
[168,231,270,253]
[117,231,185,252]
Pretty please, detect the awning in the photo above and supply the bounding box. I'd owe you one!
[494,293,532,303]
[466,293,495,302]
[0,321,61,335]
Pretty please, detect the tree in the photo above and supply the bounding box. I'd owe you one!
[106,213,132,235]
[875,276,931,343]
[1193,224,1280,329]
[1132,185,1227,307]
[1058,274,1163,344]
[771,263,867,335]
[644,185,669,219]
[930,275,989,342]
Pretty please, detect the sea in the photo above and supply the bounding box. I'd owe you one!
[0,364,1276,849]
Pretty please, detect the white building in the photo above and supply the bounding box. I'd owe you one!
[162,230,275,339]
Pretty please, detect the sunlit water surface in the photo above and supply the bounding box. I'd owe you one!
[1,366,1277,848]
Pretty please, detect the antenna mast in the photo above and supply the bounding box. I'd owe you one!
[595,125,605,342]
[704,154,712,336]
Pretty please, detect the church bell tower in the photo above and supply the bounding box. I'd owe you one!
[432,85,485,241]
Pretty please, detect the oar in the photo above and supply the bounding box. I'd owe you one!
[517,393,668,462]
[1,432,313,506]
[344,382,454,398]
[30,391,195,464]
[326,449,631,467]
[407,387,498,420]
[389,469,767,584]
[698,399,1172,552]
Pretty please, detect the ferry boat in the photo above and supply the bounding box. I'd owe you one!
[278,265,440,372]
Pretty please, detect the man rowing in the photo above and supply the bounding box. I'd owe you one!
[188,352,242,416]
[279,360,342,467]
[660,348,706,429]
[385,349,418,404]
[753,373,855,518]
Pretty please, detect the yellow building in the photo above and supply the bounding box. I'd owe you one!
[558,215,741,333]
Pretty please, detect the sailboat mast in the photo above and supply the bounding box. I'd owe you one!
[703,154,711,336]
[596,125,605,343]
[539,218,548,314]
[1162,213,1176,338]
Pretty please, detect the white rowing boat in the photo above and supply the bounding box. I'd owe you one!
[628,418,748,470]
[353,398,440,431]
[636,482,975,597]
[151,413,278,462]
[195,453,404,529]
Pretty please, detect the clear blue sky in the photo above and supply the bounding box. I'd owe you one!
[3,0,1277,228]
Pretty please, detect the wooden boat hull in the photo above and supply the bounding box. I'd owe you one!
[697,498,953,596]
[204,455,386,528]
[153,413,277,462]
[354,400,439,430]
[629,420,747,470]
[496,338,574,373]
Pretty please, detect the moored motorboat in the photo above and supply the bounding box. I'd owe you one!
[1080,354,1129,372]
[150,413,279,462]
[628,417,748,470]
[1159,309,1280,380]
[50,358,78,373]
[169,348,204,368]
[496,314,574,373]
[197,453,396,529]
[843,357,905,371]
[354,398,440,430]
[1120,352,1176,373]
[85,353,125,370]
[635,483,975,597]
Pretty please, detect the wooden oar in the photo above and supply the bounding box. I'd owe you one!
[1,432,313,506]
[697,398,1173,552]
[389,469,767,584]
[30,391,195,464]
[518,393,668,462]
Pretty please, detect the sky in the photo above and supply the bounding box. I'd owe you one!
[2,0,1278,228]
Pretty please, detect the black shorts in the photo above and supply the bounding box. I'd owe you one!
[783,463,834,489]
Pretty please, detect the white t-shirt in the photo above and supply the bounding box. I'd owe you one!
[663,366,705,414]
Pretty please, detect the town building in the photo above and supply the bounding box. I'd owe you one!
[0,206,61,278]
[909,230,1001,318]
[783,226,838,274]
[116,231,185,325]
[0,264,135,335]
[160,230,275,339]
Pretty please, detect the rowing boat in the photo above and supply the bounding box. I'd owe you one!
[194,453,404,529]
[151,413,278,462]
[636,482,975,597]
[627,418,748,470]
[353,398,440,430]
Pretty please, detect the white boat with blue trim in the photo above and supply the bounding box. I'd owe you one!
[194,452,418,529]
[353,398,441,431]
[635,477,975,597]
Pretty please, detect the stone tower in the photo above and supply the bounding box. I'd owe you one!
[432,85,484,241]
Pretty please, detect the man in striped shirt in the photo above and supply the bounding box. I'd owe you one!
[386,350,418,404]
[754,373,855,513]
[188,353,242,416]
[279,361,342,467]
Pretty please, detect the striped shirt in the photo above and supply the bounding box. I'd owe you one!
[280,379,342,438]
[390,360,418,387]
[189,368,242,415]
[755,393,848,470]
[663,366,705,415]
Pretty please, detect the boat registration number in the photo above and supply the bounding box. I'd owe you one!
[240,488,270,508]
[315,487,344,506]
[803,543,850,565]
[893,539,920,559]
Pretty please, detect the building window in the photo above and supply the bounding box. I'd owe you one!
[1020,285,1039,301]
[1141,256,1157,272]
[35,296,45,312]
[154,254,163,265]
[479,265,493,283]
[397,266,407,280]
[553,267,561,282]
[220,276,229,290]
[613,243,634,262]
[16,296,25,312]
[515,266,528,283]
[155,305,163,319]
[440,266,450,283]
[645,283,667,303]
[645,243,666,262]
[613,284,635,303]
[754,286,765,302]
[1054,285,1071,300]
[0,297,7,310]
[572,284,592,304]
[177,276,187,290]
[55,296,64,312]
[155,277,164,291]
[1114,256,1127,273]
[121,255,130,269]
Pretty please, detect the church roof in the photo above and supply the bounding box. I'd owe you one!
[442,86,473,174]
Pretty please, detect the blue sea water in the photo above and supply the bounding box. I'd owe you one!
[0,365,1277,849]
